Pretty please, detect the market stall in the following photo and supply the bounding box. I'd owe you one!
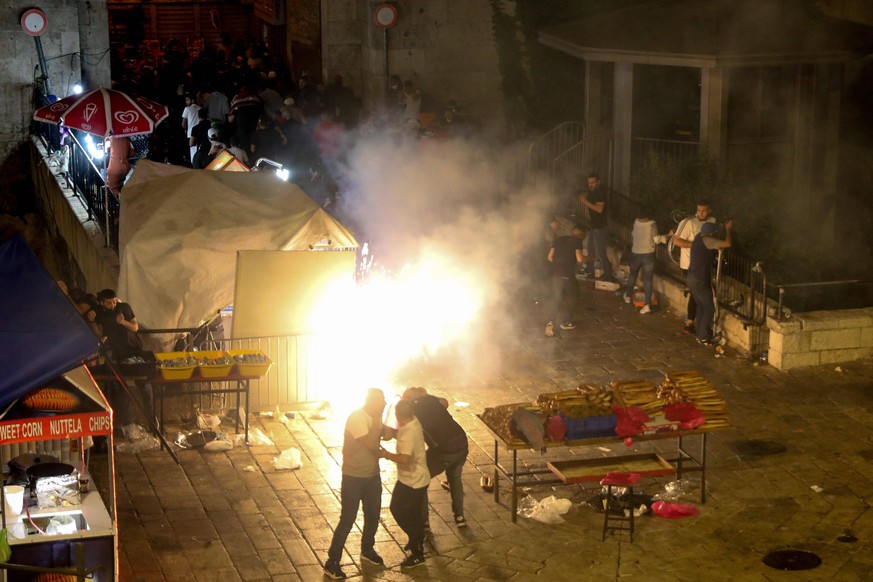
[0,236,116,580]
[478,372,731,523]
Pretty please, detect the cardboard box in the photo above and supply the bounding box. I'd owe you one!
[595,280,621,292]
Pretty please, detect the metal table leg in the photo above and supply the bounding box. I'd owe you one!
[493,439,500,504]
[511,450,518,523]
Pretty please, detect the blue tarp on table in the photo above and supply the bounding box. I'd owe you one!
[0,235,100,409]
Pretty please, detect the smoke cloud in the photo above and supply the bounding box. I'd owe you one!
[334,131,556,387]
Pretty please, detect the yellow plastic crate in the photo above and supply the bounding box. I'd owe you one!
[155,351,197,380]
[193,350,233,378]
[227,350,272,377]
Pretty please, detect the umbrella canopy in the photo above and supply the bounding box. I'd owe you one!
[33,87,169,138]
[0,236,101,409]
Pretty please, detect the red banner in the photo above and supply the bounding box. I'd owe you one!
[0,412,112,445]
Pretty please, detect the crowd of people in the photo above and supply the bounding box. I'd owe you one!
[545,175,734,346]
[110,37,476,204]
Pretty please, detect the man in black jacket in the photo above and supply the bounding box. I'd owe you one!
[402,387,469,528]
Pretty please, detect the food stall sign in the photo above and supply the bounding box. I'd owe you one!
[0,411,112,445]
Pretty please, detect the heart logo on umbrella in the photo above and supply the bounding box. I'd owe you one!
[83,103,98,122]
[114,110,140,124]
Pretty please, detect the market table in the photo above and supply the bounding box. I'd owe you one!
[478,416,730,523]
[149,372,258,447]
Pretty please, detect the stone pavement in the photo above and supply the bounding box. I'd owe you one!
[93,282,873,581]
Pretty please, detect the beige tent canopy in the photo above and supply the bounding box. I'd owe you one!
[117,160,358,330]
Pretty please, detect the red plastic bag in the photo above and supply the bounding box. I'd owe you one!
[613,406,650,438]
[545,415,566,442]
[662,402,706,431]
[651,500,700,519]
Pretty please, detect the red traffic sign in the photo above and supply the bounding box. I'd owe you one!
[21,8,48,36]
[373,3,398,29]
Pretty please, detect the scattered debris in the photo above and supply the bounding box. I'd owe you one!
[810,485,823,493]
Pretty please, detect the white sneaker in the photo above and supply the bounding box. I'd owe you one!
[623,294,631,304]
[639,305,651,315]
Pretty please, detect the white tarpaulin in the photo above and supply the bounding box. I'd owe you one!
[117,160,357,330]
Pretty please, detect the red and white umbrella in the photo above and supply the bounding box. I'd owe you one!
[33,87,169,138]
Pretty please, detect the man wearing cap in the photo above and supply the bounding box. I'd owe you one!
[686,220,733,344]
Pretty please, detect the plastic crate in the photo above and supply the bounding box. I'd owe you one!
[193,350,233,378]
[155,351,197,380]
[559,413,617,440]
[227,350,272,377]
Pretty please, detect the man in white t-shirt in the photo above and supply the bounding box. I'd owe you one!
[180,94,201,163]
[381,399,429,569]
[671,200,716,334]
[324,388,386,580]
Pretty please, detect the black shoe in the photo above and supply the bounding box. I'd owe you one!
[683,323,695,335]
[422,522,431,533]
[400,554,426,569]
[697,337,715,346]
[323,560,347,579]
[454,515,467,528]
[361,550,384,566]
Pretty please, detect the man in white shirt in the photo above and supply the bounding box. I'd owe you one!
[671,200,717,334]
[180,94,201,163]
[381,399,429,569]
[324,388,386,580]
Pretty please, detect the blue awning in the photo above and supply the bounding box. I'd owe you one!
[0,236,101,409]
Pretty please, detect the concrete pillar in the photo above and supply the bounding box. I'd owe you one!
[585,61,603,135]
[700,66,727,172]
[613,62,633,194]
[77,0,111,91]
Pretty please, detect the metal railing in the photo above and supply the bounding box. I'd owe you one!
[773,279,873,319]
[67,132,121,249]
[526,121,585,187]
[632,137,701,167]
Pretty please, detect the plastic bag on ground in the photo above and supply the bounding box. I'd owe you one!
[274,447,303,470]
[651,500,700,519]
[245,428,275,446]
[116,423,160,453]
[196,410,222,430]
[656,479,698,502]
[518,494,573,524]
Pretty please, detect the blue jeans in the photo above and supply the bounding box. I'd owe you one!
[625,252,655,306]
[686,274,714,340]
[422,446,468,521]
[587,228,613,278]
[327,474,381,562]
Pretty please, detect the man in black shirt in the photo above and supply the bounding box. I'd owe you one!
[577,173,616,282]
[687,220,733,343]
[402,387,470,528]
[546,217,584,336]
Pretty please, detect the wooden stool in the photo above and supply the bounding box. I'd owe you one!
[600,472,640,542]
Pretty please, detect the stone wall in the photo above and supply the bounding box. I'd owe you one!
[767,309,873,370]
[0,2,78,205]
[321,0,501,119]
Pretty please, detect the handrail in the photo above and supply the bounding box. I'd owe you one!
[774,279,873,319]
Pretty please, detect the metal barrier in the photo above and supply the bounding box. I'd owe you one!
[65,132,120,249]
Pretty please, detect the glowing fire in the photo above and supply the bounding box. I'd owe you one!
[306,249,484,419]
